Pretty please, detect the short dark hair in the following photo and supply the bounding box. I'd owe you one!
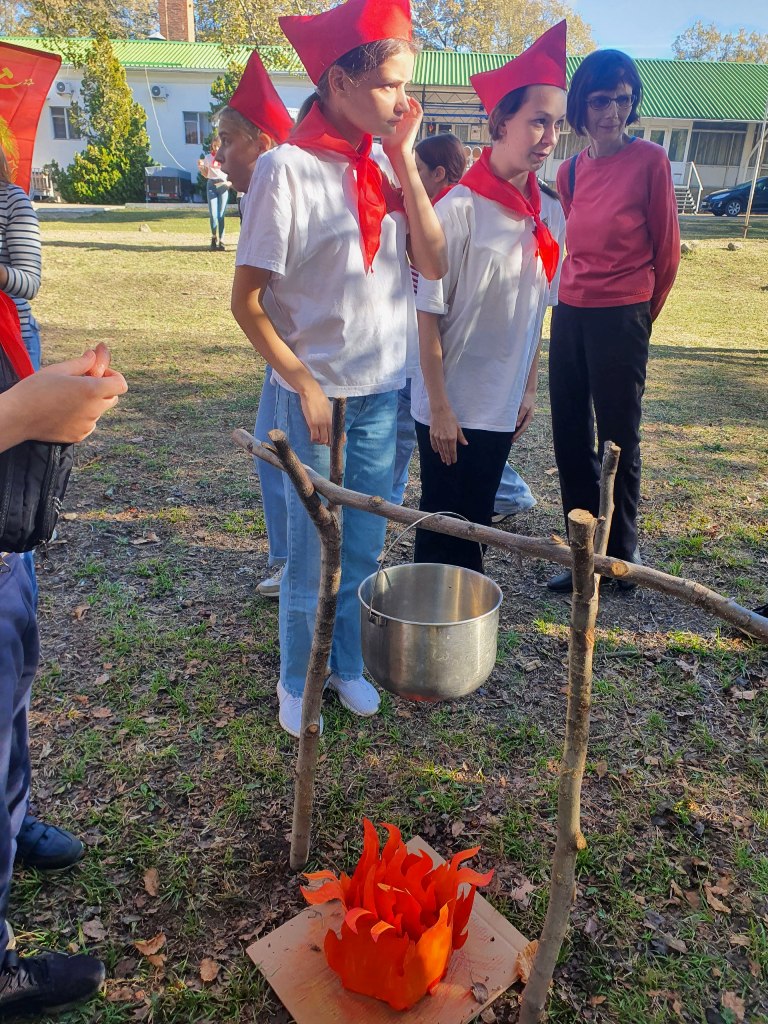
[488,86,529,141]
[566,50,643,137]
[415,133,466,184]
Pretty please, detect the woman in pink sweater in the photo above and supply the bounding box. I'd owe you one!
[547,49,680,592]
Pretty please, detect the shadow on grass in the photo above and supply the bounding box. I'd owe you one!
[43,240,219,254]
[679,214,768,241]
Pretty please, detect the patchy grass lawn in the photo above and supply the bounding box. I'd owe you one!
[12,212,768,1024]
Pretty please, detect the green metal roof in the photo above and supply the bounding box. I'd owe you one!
[3,36,768,121]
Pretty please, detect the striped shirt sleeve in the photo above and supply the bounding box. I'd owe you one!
[1,185,42,302]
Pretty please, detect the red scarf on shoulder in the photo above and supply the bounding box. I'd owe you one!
[289,103,404,273]
[461,149,559,283]
[0,292,34,379]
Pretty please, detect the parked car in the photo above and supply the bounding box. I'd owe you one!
[701,176,768,217]
[144,166,193,203]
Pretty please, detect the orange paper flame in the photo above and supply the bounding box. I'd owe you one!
[301,819,494,1011]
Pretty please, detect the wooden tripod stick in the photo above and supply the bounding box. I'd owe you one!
[265,398,346,871]
[519,442,618,1021]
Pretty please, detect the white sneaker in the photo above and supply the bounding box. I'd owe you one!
[277,682,323,738]
[257,564,284,599]
[327,673,380,717]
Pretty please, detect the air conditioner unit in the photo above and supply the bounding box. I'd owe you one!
[55,81,74,96]
[150,84,169,100]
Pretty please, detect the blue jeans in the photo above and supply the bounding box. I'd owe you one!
[254,374,287,566]
[207,181,229,239]
[0,554,39,959]
[494,463,536,513]
[391,379,417,505]
[275,387,397,696]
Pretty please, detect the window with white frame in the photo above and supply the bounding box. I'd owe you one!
[50,106,81,140]
[183,111,210,146]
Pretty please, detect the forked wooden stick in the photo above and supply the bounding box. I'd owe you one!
[519,442,618,1022]
[264,399,346,871]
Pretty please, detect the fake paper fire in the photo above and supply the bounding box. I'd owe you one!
[300,819,494,1011]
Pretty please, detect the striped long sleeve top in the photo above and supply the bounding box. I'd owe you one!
[0,183,42,347]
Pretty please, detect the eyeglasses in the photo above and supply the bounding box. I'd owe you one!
[587,94,635,112]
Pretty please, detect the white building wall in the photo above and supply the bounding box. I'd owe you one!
[33,66,314,183]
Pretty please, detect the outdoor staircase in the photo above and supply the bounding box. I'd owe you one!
[675,185,697,214]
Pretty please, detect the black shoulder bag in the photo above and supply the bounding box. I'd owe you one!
[0,320,74,553]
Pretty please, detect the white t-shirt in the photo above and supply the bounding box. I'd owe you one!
[236,143,417,398]
[411,185,565,432]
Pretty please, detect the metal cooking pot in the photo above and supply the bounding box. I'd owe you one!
[358,547,503,702]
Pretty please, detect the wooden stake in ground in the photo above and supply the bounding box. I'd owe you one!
[518,443,619,1022]
[518,508,600,1023]
[265,398,346,871]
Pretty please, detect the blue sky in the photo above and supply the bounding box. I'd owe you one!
[572,0,768,58]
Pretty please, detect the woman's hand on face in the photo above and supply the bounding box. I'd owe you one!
[429,405,467,466]
[299,381,333,446]
[512,393,535,441]
[382,97,423,162]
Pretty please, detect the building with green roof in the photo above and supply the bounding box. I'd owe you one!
[4,36,767,201]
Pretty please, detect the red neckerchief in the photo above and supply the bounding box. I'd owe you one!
[289,104,404,273]
[461,149,559,283]
[433,183,456,205]
[0,292,34,379]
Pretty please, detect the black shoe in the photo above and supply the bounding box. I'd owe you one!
[210,235,217,250]
[0,949,105,1019]
[217,240,226,251]
[15,816,84,872]
[547,569,573,593]
[753,603,768,618]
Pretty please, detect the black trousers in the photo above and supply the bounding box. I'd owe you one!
[549,301,651,561]
[414,421,513,573]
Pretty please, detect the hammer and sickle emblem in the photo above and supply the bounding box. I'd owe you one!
[0,67,34,89]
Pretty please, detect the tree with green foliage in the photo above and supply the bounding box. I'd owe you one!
[673,20,768,62]
[25,0,156,37]
[51,34,152,203]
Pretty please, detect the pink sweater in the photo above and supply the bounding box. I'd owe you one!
[555,138,680,320]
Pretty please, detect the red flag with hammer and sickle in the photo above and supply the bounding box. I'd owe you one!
[0,41,62,193]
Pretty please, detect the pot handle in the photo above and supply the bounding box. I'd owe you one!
[368,511,479,621]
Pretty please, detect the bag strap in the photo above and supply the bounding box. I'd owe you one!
[0,292,34,380]
[568,153,578,199]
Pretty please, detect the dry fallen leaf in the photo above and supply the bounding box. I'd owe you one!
[731,689,756,701]
[684,889,701,910]
[544,466,558,476]
[72,604,89,621]
[728,933,750,947]
[93,673,110,686]
[595,760,608,779]
[134,933,166,957]
[589,995,607,1006]
[471,981,489,1003]
[146,953,166,968]
[516,940,539,985]
[82,918,106,941]
[659,931,687,954]
[91,707,113,719]
[704,885,731,914]
[199,958,221,983]
[131,532,160,546]
[509,878,536,906]
[107,984,135,1002]
[143,868,160,897]
[721,991,745,1022]
[450,820,465,838]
